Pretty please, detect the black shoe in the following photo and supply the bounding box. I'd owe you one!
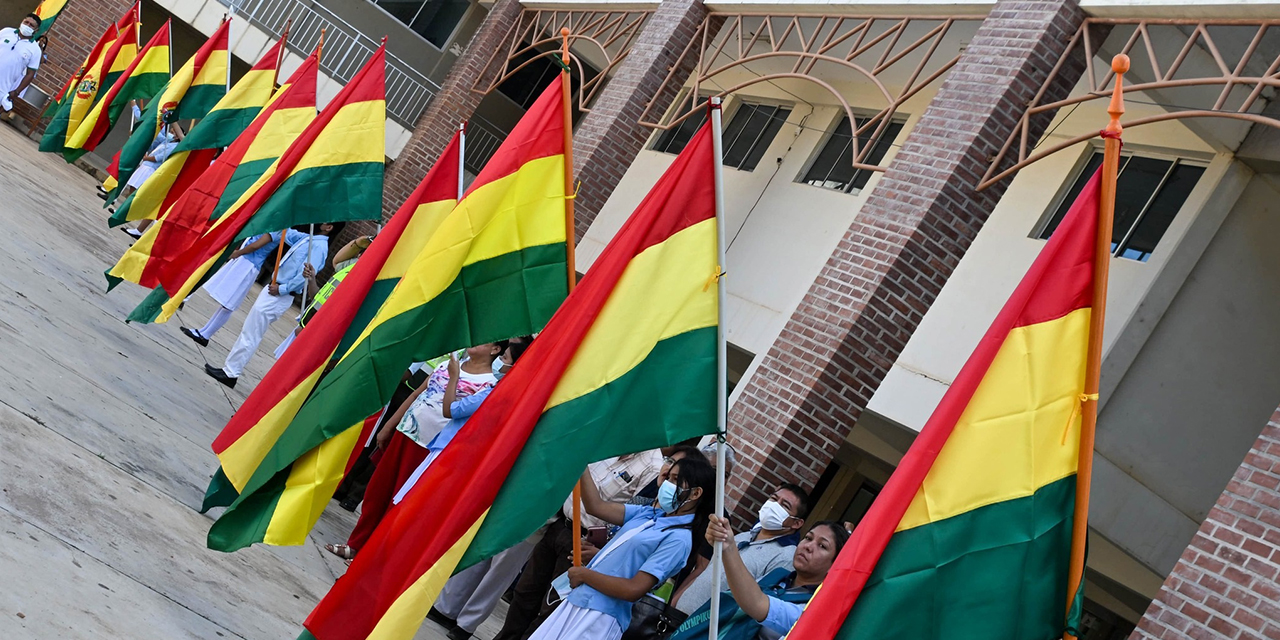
[204,364,237,388]
[445,627,471,640]
[123,227,142,239]
[180,326,209,347]
[97,190,108,201]
[427,607,457,630]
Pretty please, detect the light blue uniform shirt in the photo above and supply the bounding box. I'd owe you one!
[271,229,329,296]
[761,594,806,637]
[424,387,491,453]
[239,234,277,271]
[566,504,694,630]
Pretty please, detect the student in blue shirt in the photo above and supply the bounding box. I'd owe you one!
[204,223,342,388]
[670,518,849,640]
[527,455,716,640]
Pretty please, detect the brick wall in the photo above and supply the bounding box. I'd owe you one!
[569,0,714,240]
[1130,408,1280,640]
[723,0,1095,524]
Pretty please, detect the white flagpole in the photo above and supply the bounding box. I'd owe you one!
[458,121,467,201]
[302,223,314,311]
[708,95,729,640]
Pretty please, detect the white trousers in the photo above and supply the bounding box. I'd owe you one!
[223,287,294,378]
[527,603,621,640]
[435,539,537,633]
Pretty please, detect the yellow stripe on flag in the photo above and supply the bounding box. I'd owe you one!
[289,100,387,173]
[366,512,489,640]
[545,218,718,410]
[216,67,276,111]
[65,44,169,149]
[191,49,229,87]
[107,222,158,282]
[220,366,328,491]
[241,106,316,164]
[345,154,566,354]
[264,421,366,545]
[896,307,1089,532]
[374,199,457,280]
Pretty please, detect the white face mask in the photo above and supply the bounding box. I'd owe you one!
[19,24,35,38]
[492,355,507,379]
[758,499,792,531]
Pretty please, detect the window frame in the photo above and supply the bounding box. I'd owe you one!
[369,0,474,52]
[1032,143,1210,261]
[718,97,793,172]
[797,110,908,195]
[648,88,714,155]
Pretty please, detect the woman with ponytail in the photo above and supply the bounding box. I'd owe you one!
[528,455,716,640]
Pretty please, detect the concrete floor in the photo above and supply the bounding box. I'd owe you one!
[0,124,505,639]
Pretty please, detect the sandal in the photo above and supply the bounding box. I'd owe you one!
[325,543,355,560]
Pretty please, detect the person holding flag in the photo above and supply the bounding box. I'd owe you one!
[0,14,42,113]
[203,223,340,389]
[527,455,715,640]
[669,519,848,640]
[178,233,279,347]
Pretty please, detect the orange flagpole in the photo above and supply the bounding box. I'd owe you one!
[560,27,583,568]
[1063,53,1128,640]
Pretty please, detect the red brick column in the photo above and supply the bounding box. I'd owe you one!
[1129,409,1280,640]
[379,0,524,218]
[569,0,713,240]
[7,0,132,135]
[724,0,1094,523]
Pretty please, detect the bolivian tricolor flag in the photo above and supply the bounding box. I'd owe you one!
[41,10,115,118]
[786,171,1104,640]
[205,76,571,553]
[32,0,68,38]
[302,122,720,640]
[108,34,283,227]
[63,19,171,161]
[155,45,387,312]
[102,20,231,203]
[115,50,320,323]
[201,133,462,547]
[39,3,137,154]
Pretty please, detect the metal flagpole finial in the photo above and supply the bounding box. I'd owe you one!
[1106,54,1130,136]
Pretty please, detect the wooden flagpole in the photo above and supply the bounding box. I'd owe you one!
[560,27,584,568]
[1063,53,1128,640]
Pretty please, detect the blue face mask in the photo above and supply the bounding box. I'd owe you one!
[656,480,683,515]
[492,356,507,380]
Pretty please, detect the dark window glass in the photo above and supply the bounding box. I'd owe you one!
[1039,153,1105,238]
[409,0,471,48]
[1118,163,1204,261]
[375,0,423,24]
[802,116,904,193]
[1039,151,1203,262]
[496,44,598,122]
[721,102,790,171]
[652,92,709,155]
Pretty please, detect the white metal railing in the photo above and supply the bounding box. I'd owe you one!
[465,116,506,174]
[223,0,441,128]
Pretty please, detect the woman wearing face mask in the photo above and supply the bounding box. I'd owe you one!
[528,456,716,640]
[669,519,849,640]
[326,340,507,560]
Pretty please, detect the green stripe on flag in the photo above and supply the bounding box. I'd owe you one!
[213,157,278,220]
[176,84,227,120]
[837,475,1076,640]
[236,162,387,242]
[459,325,717,569]
[218,243,569,524]
[176,106,261,152]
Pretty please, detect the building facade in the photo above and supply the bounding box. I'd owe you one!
[17,0,1280,637]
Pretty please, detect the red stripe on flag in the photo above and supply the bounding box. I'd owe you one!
[303,121,717,640]
[785,169,1102,639]
[144,54,320,291]
[157,47,386,296]
[78,18,164,152]
[210,133,461,455]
